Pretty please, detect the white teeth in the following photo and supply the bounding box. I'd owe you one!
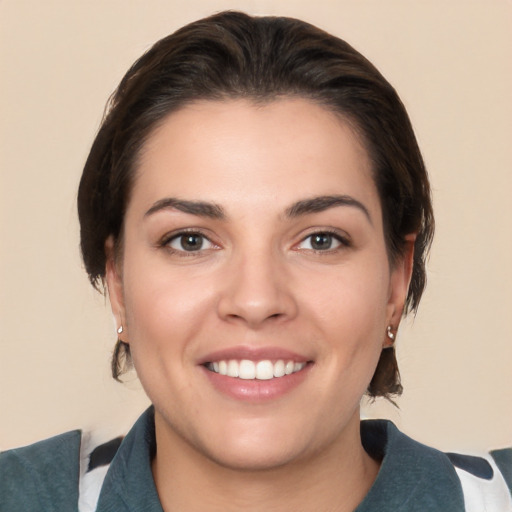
[256,360,274,380]
[273,360,285,377]
[208,359,306,380]
[239,360,256,379]
[227,360,239,377]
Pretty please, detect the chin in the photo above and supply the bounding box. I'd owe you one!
[204,438,306,472]
[196,416,322,472]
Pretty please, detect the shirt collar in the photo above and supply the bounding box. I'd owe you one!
[96,407,162,512]
[356,419,464,511]
[96,409,465,512]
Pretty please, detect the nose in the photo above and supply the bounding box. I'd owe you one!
[216,249,298,328]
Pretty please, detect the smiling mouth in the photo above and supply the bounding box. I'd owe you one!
[205,359,307,380]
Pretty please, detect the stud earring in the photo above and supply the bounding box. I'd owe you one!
[386,325,395,341]
[117,325,124,335]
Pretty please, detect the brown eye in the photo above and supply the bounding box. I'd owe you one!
[168,233,213,252]
[310,233,334,250]
[297,232,346,251]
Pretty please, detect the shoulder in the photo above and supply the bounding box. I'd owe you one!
[0,430,82,511]
[0,429,125,512]
[447,447,512,512]
[360,420,466,510]
[359,420,512,511]
[490,446,512,490]
[79,432,124,512]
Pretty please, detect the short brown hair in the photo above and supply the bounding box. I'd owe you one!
[78,11,434,399]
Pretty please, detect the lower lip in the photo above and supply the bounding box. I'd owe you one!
[201,364,312,402]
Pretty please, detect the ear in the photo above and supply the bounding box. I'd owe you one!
[384,234,416,347]
[105,236,127,340]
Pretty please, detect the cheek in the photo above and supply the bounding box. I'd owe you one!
[121,269,214,404]
[121,255,216,356]
[305,260,390,374]
[306,258,391,330]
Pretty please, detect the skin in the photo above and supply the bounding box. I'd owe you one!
[106,98,414,511]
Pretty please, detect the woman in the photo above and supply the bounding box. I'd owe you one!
[1,11,510,512]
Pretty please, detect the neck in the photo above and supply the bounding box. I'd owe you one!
[152,412,379,512]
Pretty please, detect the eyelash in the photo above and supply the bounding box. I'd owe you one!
[295,230,351,253]
[159,229,218,256]
[159,228,351,257]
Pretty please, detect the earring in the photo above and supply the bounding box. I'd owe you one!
[386,325,395,341]
[117,325,124,335]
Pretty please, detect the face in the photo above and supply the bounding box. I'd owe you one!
[107,98,412,470]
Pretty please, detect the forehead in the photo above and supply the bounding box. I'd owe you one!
[131,98,380,219]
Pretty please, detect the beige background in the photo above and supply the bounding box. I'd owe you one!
[1,0,511,452]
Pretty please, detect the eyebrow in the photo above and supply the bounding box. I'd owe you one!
[285,195,372,223]
[144,198,226,219]
[144,194,371,223]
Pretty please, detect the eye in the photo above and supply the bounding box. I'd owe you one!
[166,232,215,252]
[297,232,347,251]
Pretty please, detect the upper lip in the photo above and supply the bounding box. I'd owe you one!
[198,346,312,365]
